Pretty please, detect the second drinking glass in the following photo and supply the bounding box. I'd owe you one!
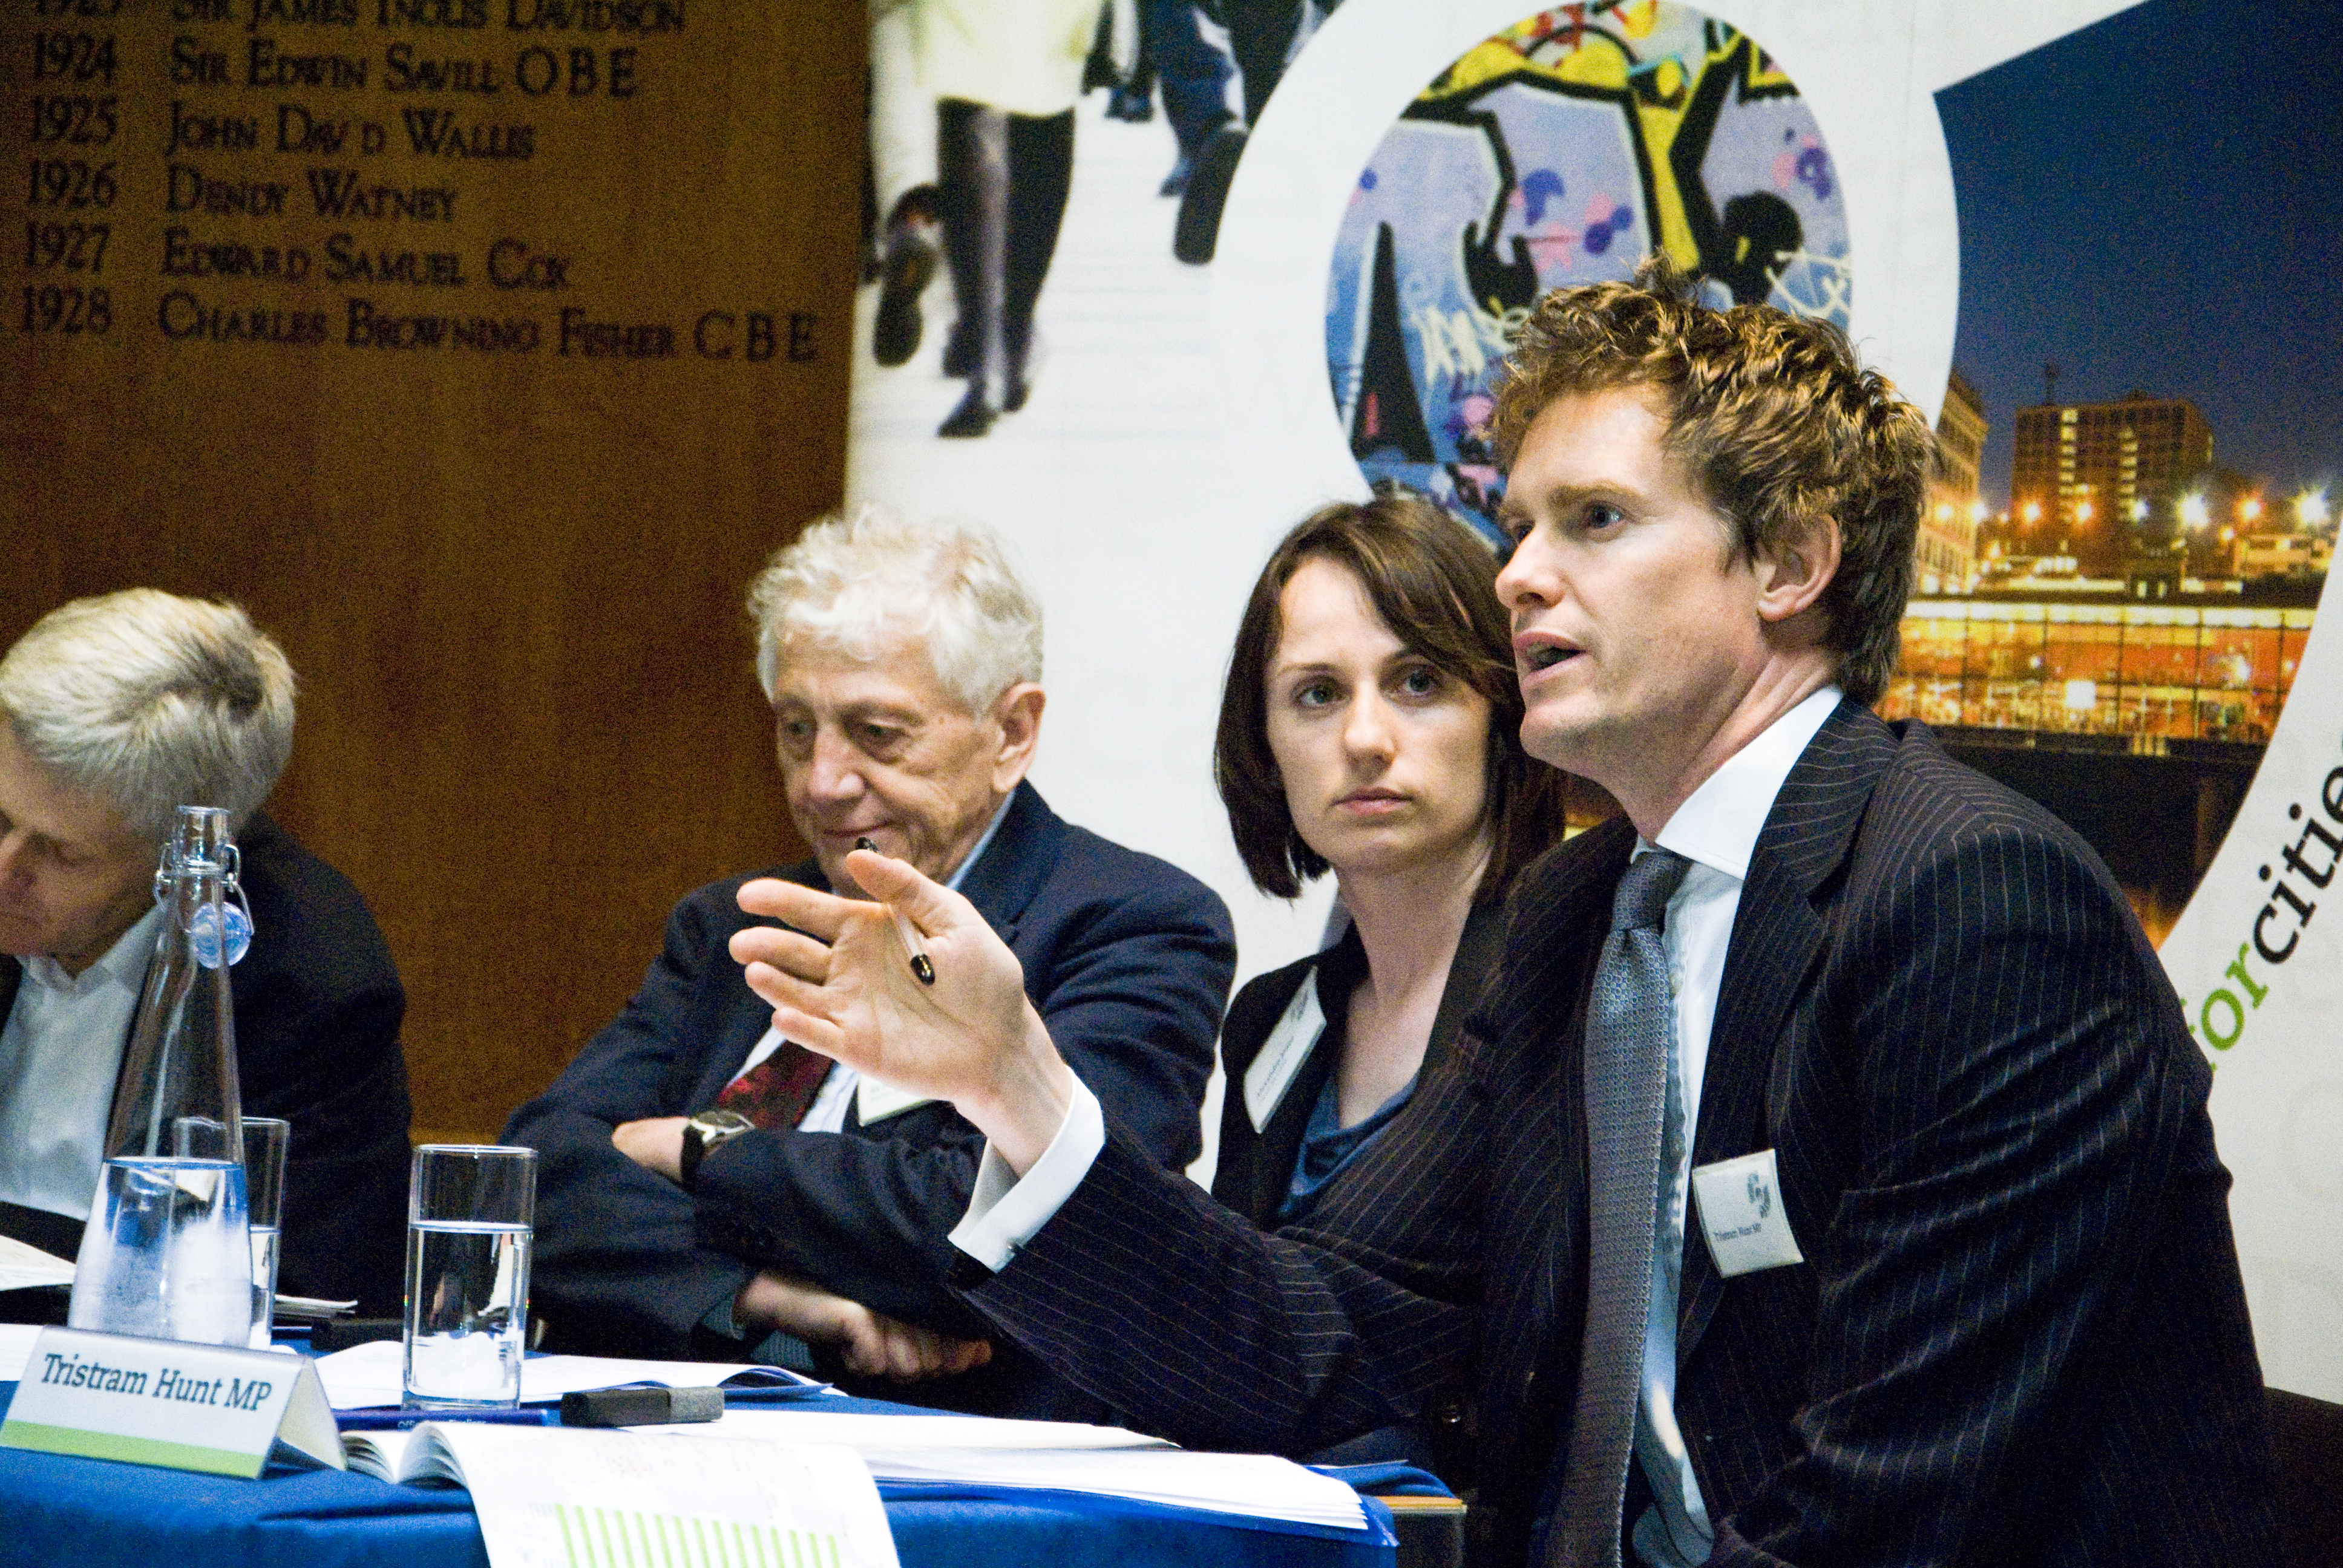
[402,1143,537,1408]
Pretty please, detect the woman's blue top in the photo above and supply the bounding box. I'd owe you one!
[1276,1067,1418,1225]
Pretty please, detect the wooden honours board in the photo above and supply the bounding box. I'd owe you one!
[4,0,841,367]
[1,0,862,1140]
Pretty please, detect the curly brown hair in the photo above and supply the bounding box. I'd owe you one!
[1487,256,1932,705]
[1215,489,1573,901]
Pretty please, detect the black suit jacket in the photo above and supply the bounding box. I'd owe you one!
[0,811,413,1315]
[506,782,1234,1414]
[1210,898,1504,1229]
[1209,898,1504,1479]
[962,704,2277,1565]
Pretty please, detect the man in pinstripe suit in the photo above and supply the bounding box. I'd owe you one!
[732,263,2278,1566]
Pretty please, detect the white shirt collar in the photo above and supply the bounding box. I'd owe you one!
[943,789,1018,893]
[17,902,165,1001]
[1651,686,1843,881]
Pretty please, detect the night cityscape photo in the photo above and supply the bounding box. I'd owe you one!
[1890,0,2339,938]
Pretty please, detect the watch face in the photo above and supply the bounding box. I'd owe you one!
[694,1109,756,1140]
[682,1109,754,1191]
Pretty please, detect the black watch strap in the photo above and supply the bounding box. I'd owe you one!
[678,1111,754,1192]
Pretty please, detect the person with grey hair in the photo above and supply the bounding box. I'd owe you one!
[507,504,1234,1416]
[0,590,412,1317]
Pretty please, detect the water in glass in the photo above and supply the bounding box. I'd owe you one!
[403,1219,531,1405]
[69,1157,254,1347]
[246,1225,281,1348]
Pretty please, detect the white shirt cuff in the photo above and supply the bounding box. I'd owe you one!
[947,1077,1106,1272]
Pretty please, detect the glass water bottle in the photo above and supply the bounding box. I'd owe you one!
[67,806,255,1346]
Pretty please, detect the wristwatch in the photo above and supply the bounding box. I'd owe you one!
[678,1108,756,1191]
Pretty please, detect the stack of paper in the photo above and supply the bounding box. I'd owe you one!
[653,1409,1169,1451]
[854,1444,1366,1529]
[646,1410,1364,1532]
[339,1390,1365,1535]
[8,1332,1374,1540]
[1,1236,357,1322]
[0,1236,73,1295]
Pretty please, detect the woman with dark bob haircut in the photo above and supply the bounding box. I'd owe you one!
[1209,488,1575,1468]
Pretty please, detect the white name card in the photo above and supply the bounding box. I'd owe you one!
[1689,1149,1807,1279]
[0,1326,344,1478]
[1244,969,1326,1134]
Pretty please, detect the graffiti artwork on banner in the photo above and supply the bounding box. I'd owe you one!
[1325,1,1852,538]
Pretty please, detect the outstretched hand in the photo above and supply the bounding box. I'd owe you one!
[729,846,1073,1174]
[735,1270,992,1384]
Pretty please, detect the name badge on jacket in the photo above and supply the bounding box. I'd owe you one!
[1242,971,1325,1134]
[1689,1148,1804,1277]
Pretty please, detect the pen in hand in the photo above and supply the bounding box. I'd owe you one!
[854,837,936,985]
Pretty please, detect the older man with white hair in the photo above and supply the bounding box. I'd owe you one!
[0,590,412,1316]
[508,505,1234,1414]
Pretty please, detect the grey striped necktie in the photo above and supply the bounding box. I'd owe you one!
[1550,846,1691,1568]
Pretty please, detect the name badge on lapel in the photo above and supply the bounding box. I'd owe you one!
[1242,970,1324,1134]
[1689,1149,1804,1278]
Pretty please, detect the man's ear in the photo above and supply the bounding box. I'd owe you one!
[989,682,1046,791]
[1754,517,1841,626]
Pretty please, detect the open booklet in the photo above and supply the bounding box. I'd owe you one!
[346,1408,1365,1540]
[342,1406,1168,1483]
[349,1421,905,1568]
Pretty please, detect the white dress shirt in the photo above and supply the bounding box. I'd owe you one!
[953,687,1845,1556]
[0,903,165,1223]
[709,791,1019,1353]
[1630,684,1840,1566]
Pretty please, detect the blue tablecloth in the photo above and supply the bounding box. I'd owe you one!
[0,1383,1402,1568]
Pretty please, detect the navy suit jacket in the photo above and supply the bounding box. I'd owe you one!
[0,811,413,1316]
[507,782,1234,1414]
[962,705,2277,1564]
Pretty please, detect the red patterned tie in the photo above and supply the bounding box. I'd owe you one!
[712,1042,834,1130]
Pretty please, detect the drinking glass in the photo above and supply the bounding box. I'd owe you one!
[237,1117,289,1348]
[402,1144,536,1408]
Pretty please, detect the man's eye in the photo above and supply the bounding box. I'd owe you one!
[1584,503,1625,531]
[856,724,903,750]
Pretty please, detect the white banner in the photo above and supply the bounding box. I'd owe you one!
[850,0,2143,987]
[2158,566,2343,1401]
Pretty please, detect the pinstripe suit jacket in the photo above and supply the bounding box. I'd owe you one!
[963,702,2277,1566]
